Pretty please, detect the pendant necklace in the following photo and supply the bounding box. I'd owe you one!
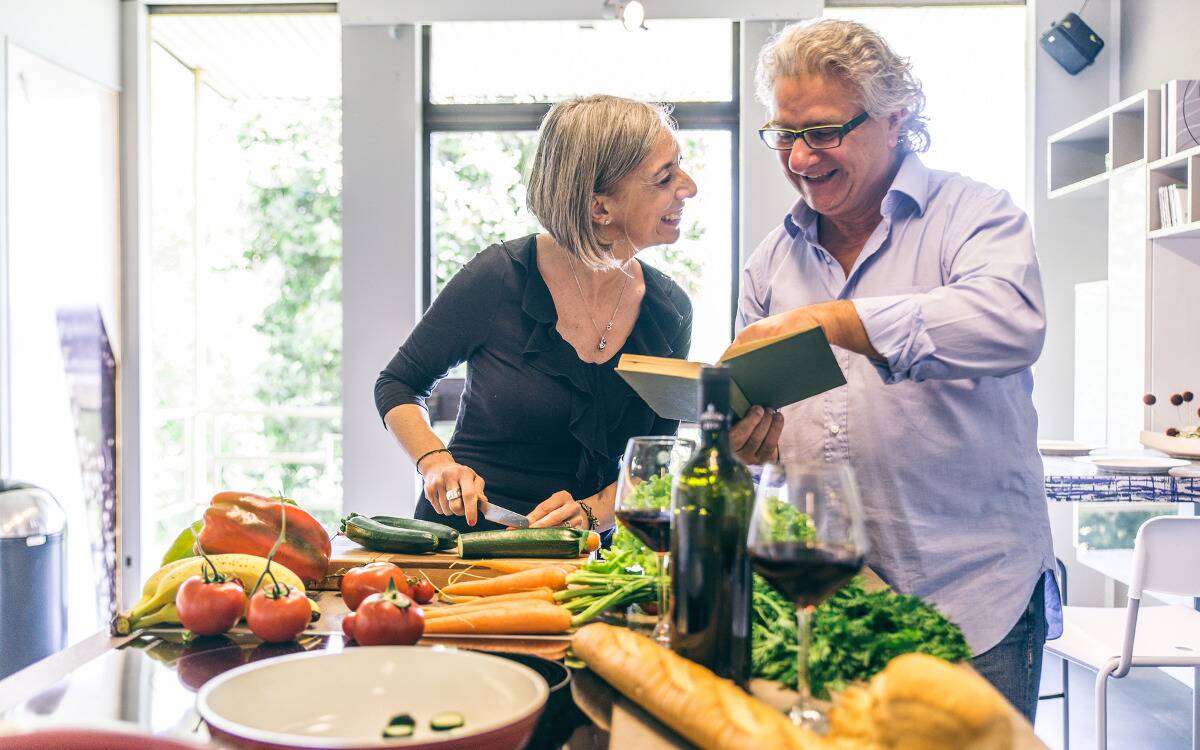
[567,253,632,352]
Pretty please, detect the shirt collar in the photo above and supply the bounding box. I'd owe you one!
[781,151,929,239]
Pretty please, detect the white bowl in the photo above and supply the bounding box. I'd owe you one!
[196,646,548,750]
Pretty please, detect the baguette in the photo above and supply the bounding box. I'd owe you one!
[573,623,833,750]
[864,653,1014,750]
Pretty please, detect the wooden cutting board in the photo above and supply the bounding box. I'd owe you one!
[317,539,586,590]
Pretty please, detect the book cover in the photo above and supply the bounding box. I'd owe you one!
[616,325,847,422]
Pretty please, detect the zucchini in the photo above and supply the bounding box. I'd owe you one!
[341,515,438,554]
[429,711,465,731]
[382,713,415,739]
[457,528,582,559]
[364,514,459,551]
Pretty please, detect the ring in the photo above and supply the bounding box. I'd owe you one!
[445,487,462,501]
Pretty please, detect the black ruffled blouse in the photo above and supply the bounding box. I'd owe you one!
[374,235,693,533]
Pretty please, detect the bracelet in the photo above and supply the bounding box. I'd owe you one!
[575,498,598,531]
[414,447,451,475]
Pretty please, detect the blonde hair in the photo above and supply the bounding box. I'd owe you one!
[755,18,929,153]
[527,95,676,270]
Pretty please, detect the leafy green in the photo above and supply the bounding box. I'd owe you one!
[626,472,673,511]
[564,525,661,626]
[751,575,972,699]
[762,499,816,544]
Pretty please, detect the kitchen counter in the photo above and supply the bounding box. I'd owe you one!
[1043,455,1200,502]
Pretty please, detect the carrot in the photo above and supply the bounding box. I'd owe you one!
[441,566,569,596]
[422,601,572,635]
[425,590,556,618]
[477,559,580,575]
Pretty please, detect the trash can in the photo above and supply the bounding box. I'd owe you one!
[0,480,67,680]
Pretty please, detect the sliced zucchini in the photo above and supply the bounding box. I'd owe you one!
[382,713,415,739]
[429,711,465,732]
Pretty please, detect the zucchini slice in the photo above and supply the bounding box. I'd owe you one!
[429,711,465,731]
[382,713,415,738]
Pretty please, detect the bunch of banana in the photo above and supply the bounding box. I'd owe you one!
[112,553,320,635]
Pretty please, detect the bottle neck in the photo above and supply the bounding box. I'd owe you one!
[698,414,730,451]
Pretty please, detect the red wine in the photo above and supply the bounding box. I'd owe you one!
[749,543,863,608]
[616,509,671,553]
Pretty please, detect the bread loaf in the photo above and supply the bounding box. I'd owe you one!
[573,623,833,750]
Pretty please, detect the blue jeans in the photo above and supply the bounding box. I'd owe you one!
[971,575,1048,723]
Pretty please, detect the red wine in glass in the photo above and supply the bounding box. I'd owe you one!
[615,509,671,553]
[748,543,863,608]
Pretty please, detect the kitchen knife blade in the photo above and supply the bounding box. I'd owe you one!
[478,499,530,529]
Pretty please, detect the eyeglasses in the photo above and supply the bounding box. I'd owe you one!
[758,111,870,151]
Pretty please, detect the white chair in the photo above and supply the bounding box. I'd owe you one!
[1045,515,1200,750]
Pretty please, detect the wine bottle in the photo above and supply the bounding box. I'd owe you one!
[669,365,755,686]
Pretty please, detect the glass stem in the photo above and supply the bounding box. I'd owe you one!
[657,552,669,624]
[795,604,814,705]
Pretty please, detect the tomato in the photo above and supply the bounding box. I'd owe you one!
[407,576,435,604]
[340,562,410,610]
[341,611,358,641]
[246,584,311,643]
[352,580,425,646]
[175,573,245,636]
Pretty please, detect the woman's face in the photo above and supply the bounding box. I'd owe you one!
[770,72,902,223]
[598,130,698,253]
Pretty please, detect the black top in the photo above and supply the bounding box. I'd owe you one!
[375,235,693,533]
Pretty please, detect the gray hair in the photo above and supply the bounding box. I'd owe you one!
[527,94,676,270]
[755,18,929,153]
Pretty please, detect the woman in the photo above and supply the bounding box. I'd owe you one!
[374,94,697,534]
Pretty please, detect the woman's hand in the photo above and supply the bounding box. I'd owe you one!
[527,490,590,530]
[730,406,784,466]
[421,455,487,526]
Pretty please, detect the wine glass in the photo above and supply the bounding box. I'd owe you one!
[614,435,696,646]
[747,461,869,730]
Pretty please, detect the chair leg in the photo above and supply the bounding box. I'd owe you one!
[1095,661,1120,750]
[1063,657,1070,750]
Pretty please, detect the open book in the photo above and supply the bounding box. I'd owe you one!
[616,325,847,422]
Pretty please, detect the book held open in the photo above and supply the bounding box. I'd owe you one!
[616,324,847,422]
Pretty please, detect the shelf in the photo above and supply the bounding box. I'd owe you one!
[1150,220,1200,240]
[1048,171,1109,200]
[1149,143,1200,171]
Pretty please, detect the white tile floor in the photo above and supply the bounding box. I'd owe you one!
[1035,655,1194,749]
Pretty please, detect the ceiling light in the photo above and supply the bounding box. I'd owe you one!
[603,1,647,32]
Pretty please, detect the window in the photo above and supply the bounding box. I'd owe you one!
[423,21,740,435]
[145,12,342,580]
[824,5,1028,209]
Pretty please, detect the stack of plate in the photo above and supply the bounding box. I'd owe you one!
[1037,439,1098,457]
[1073,456,1191,475]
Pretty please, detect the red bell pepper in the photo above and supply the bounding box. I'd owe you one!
[197,491,332,585]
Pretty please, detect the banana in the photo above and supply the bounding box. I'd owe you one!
[140,556,198,599]
[137,603,180,629]
[308,595,322,622]
[113,554,306,635]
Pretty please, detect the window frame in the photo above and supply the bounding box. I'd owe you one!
[419,21,743,333]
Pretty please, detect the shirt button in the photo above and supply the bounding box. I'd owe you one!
[829,423,841,434]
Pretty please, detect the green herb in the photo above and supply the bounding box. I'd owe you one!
[751,575,972,699]
[763,499,817,544]
[627,472,672,511]
[561,524,661,627]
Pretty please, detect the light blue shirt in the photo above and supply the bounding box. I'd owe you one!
[739,153,1062,654]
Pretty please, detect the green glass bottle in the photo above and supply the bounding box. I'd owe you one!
[669,365,755,686]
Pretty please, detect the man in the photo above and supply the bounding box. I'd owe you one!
[729,18,1061,721]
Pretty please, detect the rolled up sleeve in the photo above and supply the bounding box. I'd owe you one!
[853,187,1046,383]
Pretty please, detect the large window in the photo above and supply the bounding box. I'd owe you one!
[824,5,1028,209]
[145,11,342,579]
[423,20,741,394]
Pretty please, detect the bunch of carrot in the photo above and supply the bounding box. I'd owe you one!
[425,565,574,635]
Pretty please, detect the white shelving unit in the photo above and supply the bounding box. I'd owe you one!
[1148,144,1200,237]
[1047,90,1159,200]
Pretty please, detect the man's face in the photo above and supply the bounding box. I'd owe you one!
[770,73,902,222]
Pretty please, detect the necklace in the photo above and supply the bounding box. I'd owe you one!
[567,254,632,352]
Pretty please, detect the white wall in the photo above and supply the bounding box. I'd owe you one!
[1119,0,1200,98]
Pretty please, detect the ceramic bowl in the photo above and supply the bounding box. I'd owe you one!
[196,645,547,750]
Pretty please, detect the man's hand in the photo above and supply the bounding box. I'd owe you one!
[730,406,784,465]
[731,300,880,360]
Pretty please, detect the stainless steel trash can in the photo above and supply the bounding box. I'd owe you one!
[0,480,67,679]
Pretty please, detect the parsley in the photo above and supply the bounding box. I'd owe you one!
[751,575,972,699]
[626,471,672,511]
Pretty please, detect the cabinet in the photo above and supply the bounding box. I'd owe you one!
[1049,89,1200,445]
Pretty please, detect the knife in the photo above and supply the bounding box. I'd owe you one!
[478,499,530,529]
